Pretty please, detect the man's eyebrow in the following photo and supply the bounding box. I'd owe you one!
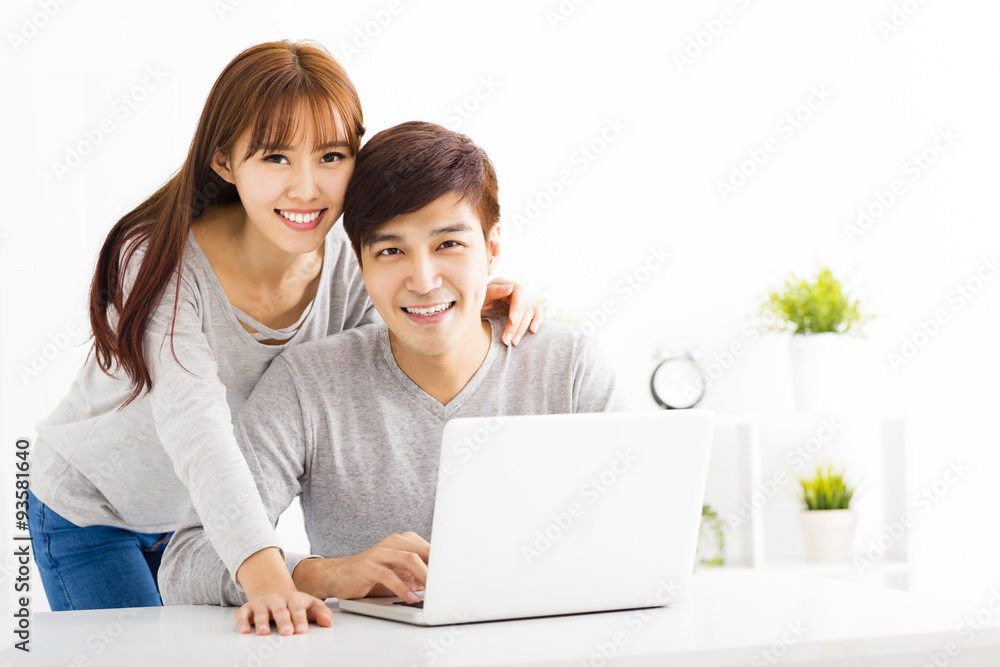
[369,231,402,246]
[368,220,474,247]
[430,220,474,235]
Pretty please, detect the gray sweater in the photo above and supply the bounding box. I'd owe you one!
[31,223,375,582]
[159,318,623,606]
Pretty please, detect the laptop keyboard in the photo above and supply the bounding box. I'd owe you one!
[393,600,424,609]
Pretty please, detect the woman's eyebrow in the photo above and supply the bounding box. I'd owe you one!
[316,140,350,151]
[263,140,350,152]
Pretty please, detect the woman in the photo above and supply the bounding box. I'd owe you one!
[27,40,539,635]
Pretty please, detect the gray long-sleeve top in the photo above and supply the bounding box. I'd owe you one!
[31,223,376,582]
[159,318,623,606]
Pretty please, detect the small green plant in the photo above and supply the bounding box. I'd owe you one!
[762,267,869,335]
[697,504,725,567]
[799,465,855,511]
[534,297,578,325]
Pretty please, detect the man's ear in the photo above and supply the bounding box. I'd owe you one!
[210,148,236,185]
[486,224,500,274]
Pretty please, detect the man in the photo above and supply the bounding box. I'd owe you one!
[159,121,624,624]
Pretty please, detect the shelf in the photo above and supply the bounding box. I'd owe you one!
[702,412,912,590]
[713,410,905,426]
[699,556,910,578]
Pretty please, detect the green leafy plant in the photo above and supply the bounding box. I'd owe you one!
[534,297,578,325]
[697,504,725,567]
[799,466,855,511]
[761,267,869,335]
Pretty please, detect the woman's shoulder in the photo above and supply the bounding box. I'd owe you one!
[113,225,209,310]
[322,222,358,263]
[318,223,368,301]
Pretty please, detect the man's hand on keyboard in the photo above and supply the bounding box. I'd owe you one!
[291,531,430,603]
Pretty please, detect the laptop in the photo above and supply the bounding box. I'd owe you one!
[338,410,715,625]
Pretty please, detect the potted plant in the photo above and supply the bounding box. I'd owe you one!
[797,465,857,564]
[761,267,870,411]
[697,504,725,569]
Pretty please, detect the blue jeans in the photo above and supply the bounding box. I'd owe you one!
[27,488,173,611]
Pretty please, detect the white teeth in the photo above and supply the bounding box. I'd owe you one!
[279,210,321,223]
[403,302,454,316]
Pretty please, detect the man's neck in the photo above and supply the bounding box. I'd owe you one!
[389,320,493,406]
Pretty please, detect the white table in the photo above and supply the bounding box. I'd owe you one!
[5,571,1000,666]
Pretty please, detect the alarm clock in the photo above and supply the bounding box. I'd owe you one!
[650,345,706,410]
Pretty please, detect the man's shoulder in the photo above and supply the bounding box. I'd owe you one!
[512,318,583,342]
[489,318,595,360]
[277,323,383,373]
[483,318,623,412]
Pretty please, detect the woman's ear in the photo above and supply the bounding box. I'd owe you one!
[210,149,235,185]
[486,224,500,274]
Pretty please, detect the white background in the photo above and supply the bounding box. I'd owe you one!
[1,0,998,616]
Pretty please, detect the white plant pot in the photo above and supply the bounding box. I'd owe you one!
[798,509,857,564]
[789,333,847,412]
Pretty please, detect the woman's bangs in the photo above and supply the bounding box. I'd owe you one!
[243,89,358,159]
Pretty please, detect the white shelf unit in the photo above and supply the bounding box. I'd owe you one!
[702,411,912,590]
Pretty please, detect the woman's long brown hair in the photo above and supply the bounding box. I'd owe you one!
[89,40,364,408]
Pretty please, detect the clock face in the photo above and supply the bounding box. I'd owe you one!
[651,357,706,409]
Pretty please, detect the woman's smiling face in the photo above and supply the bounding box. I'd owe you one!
[211,105,355,255]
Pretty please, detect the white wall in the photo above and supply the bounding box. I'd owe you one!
[2,0,998,615]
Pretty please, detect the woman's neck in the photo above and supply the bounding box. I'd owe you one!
[194,203,323,290]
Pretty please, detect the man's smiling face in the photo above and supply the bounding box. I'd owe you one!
[359,192,499,359]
